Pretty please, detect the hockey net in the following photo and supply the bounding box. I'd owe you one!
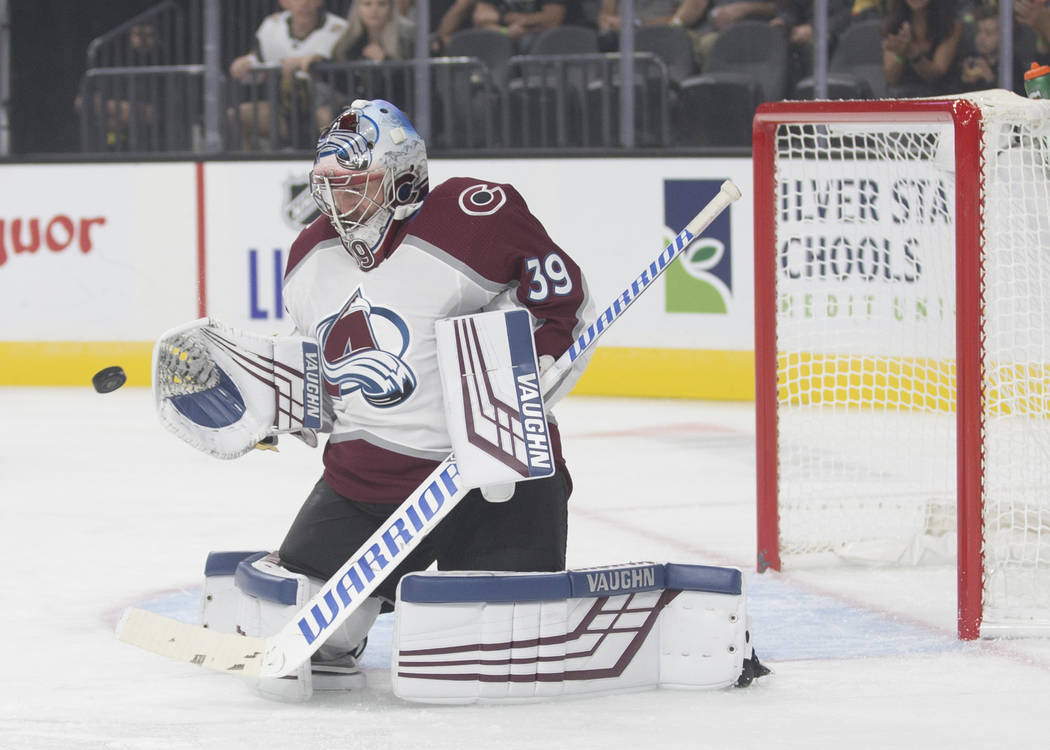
[753,90,1050,638]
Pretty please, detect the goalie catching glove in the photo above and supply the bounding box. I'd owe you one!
[152,318,332,459]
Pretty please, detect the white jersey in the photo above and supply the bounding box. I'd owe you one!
[254,11,346,63]
[282,177,593,504]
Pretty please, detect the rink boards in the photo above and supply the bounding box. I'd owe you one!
[0,157,754,399]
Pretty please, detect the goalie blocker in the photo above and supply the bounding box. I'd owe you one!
[392,562,767,704]
[435,308,556,495]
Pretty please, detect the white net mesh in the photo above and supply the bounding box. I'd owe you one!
[767,91,1050,631]
[977,92,1050,629]
[773,118,958,565]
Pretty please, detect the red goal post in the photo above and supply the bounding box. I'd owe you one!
[752,92,1050,639]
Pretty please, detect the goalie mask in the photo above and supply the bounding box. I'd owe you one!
[310,99,429,270]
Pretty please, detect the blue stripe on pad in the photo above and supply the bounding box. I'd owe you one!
[234,554,299,605]
[504,308,536,372]
[398,563,743,604]
[399,573,571,603]
[204,550,266,577]
[666,563,742,596]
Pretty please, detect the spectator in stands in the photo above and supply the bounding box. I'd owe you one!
[128,23,162,65]
[75,20,163,151]
[472,0,568,51]
[432,0,480,52]
[398,0,456,37]
[691,0,778,66]
[881,0,962,96]
[850,0,883,23]
[1015,0,1050,56]
[771,0,853,92]
[324,0,415,122]
[958,4,1000,90]
[228,0,346,150]
[595,0,707,52]
[332,0,416,61]
[958,0,1045,95]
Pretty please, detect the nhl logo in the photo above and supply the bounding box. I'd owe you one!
[281,174,321,230]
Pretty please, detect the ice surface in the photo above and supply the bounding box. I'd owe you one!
[3,388,1050,749]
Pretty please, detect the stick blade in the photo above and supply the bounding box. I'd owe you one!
[116,607,266,677]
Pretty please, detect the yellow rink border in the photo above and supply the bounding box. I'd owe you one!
[572,347,755,400]
[0,342,154,387]
[0,342,757,400]
[7,343,1043,413]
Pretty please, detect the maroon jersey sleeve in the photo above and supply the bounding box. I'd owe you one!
[403,177,590,360]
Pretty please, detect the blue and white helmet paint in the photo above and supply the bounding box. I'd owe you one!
[310,99,429,270]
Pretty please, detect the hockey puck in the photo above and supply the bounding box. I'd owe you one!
[92,366,127,394]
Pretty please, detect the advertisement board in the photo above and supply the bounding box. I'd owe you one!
[0,157,754,397]
[775,159,956,359]
[0,163,198,340]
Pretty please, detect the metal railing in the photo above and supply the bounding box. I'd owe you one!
[79,66,206,153]
[72,0,687,155]
[224,63,309,152]
[85,0,352,71]
[86,1,201,68]
[313,57,504,150]
[81,0,922,155]
[78,53,679,154]
[505,53,670,148]
[49,0,1034,157]
[0,0,10,155]
[224,57,503,152]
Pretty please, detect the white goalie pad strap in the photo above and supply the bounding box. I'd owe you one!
[391,563,748,704]
[435,309,555,489]
[152,318,328,459]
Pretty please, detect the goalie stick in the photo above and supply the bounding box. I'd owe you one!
[116,180,743,680]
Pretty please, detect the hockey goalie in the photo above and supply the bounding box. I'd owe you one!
[136,99,768,702]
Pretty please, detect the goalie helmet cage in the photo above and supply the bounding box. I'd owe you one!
[752,90,1050,640]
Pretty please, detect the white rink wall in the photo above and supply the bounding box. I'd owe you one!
[0,158,755,396]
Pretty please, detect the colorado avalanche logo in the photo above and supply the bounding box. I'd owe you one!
[458,184,506,216]
[316,289,416,408]
[317,112,381,170]
[394,169,429,207]
[318,129,373,170]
